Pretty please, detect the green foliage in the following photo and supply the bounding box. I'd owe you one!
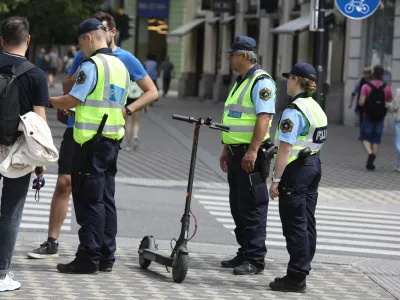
[1,0,105,45]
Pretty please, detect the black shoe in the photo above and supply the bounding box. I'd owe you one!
[99,266,113,272]
[233,261,264,275]
[57,260,98,274]
[221,256,244,268]
[27,241,59,259]
[366,153,376,170]
[269,275,306,293]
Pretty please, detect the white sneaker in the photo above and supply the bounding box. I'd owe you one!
[396,166,400,173]
[0,272,21,292]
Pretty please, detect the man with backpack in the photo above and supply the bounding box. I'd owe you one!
[358,65,393,170]
[0,16,49,292]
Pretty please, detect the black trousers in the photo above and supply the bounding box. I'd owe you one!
[278,155,321,282]
[227,151,269,268]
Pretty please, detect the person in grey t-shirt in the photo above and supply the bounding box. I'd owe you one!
[159,55,174,97]
[47,48,59,88]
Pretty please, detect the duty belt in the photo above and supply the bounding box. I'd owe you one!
[227,140,272,156]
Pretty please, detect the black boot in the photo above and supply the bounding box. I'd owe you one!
[221,256,244,268]
[366,153,376,170]
[57,260,98,274]
[269,275,306,293]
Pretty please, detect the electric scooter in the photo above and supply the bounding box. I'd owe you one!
[138,114,230,283]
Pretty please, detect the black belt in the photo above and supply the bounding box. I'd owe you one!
[227,140,271,156]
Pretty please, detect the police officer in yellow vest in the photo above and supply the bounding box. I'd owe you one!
[220,36,277,275]
[269,63,327,292]
[49,18,130,274]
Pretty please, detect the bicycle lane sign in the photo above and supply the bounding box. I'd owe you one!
[335,0,381,19]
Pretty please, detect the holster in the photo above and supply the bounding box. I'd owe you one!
[257,140,277,182]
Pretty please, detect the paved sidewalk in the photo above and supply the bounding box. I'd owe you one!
[3,237,396,300]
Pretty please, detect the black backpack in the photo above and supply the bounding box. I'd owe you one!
[363,82,387,122]
[0,61,35,146]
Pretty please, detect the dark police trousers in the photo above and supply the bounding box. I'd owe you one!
[278,155,321,282]
[71,139,120,270]
[227,150,269,269]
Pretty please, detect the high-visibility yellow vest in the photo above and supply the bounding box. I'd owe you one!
[275,97,328,164]
[74,53,130,145]
[221,69,276,144]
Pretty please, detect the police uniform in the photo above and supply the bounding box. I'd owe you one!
[57,19,130,274]
[221,36,277,274]
[269,63,327,292]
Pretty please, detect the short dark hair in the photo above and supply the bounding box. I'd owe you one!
[91,11,116,30]
[0,16,29,46]
[372,65,384,80]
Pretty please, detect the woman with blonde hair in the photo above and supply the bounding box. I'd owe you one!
[269,63,328,293]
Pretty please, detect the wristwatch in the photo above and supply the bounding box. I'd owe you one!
[271,177,281,183]
[125,104,133,116]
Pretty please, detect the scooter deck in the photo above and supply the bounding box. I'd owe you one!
[142,249,174,267]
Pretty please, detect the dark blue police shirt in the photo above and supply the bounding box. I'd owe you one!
[0,52,49,115]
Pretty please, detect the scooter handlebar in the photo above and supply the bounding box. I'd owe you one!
[172,114,198,123]
[211,123,230,132]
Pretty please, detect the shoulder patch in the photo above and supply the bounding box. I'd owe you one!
[280,118,294,133]
[76,71,87,84]
[259,87,272,101]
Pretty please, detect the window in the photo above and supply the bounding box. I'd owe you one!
[365,0,395,84]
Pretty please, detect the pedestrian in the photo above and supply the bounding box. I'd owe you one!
[159,55,174,97]
[386,88,400,172]
[144,53,159,102]
[48,17,131,274]
[27,11,157,260]
[125,81,144,150]
[268,62,328,293]
[36,47,47,73]
[358,65,393,170]
[348,67,372,127]
[0,16,49,291]
[219,36,277,275]
[47,48,59,88]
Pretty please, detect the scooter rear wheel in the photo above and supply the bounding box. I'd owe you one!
[138,238,152,269]
[172,253,189,283]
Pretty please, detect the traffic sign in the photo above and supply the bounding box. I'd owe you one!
[335,0,381,20]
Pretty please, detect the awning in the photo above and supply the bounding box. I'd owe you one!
[220,15,235,24]
[206,16,220,24]
[167,18,205,38]
[271,9,334,35]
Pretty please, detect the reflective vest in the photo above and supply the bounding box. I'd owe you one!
[275,97,328,164]
[74,53,130,145]
[221,69,276,144]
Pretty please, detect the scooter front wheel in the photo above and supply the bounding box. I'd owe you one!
[172,253,189,283]
[138,238,152,269]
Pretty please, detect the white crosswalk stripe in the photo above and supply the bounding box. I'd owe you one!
[21,174,72,231]
[194,190,400,257]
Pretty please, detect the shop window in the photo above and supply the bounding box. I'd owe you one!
[365,0,395,84]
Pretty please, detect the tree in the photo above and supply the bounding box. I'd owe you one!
[1,0,105,46]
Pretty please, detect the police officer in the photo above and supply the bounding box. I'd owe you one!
[49,18,130,274]
[220,36,277,275]
[269,63,328,292]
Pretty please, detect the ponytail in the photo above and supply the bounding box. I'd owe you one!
[298,75,317,96]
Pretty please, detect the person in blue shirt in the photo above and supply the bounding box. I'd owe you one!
[219,36,277,275]
[269,63,327,293]
[27,11,158,260]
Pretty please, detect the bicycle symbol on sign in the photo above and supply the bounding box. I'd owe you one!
[344,0,370,14]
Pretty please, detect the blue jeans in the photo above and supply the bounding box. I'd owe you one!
[395,121,400,166]
[0,173,31,274]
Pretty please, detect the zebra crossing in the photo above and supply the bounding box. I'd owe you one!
[21,174,72,231]
[194,189,400,258]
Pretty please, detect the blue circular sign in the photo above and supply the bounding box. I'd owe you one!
[335,0,381,20]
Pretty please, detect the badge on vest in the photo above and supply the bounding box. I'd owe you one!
[109,84,125,105]
[76,71,87,84]
[228,110,242,118]
[313,126,327,143]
